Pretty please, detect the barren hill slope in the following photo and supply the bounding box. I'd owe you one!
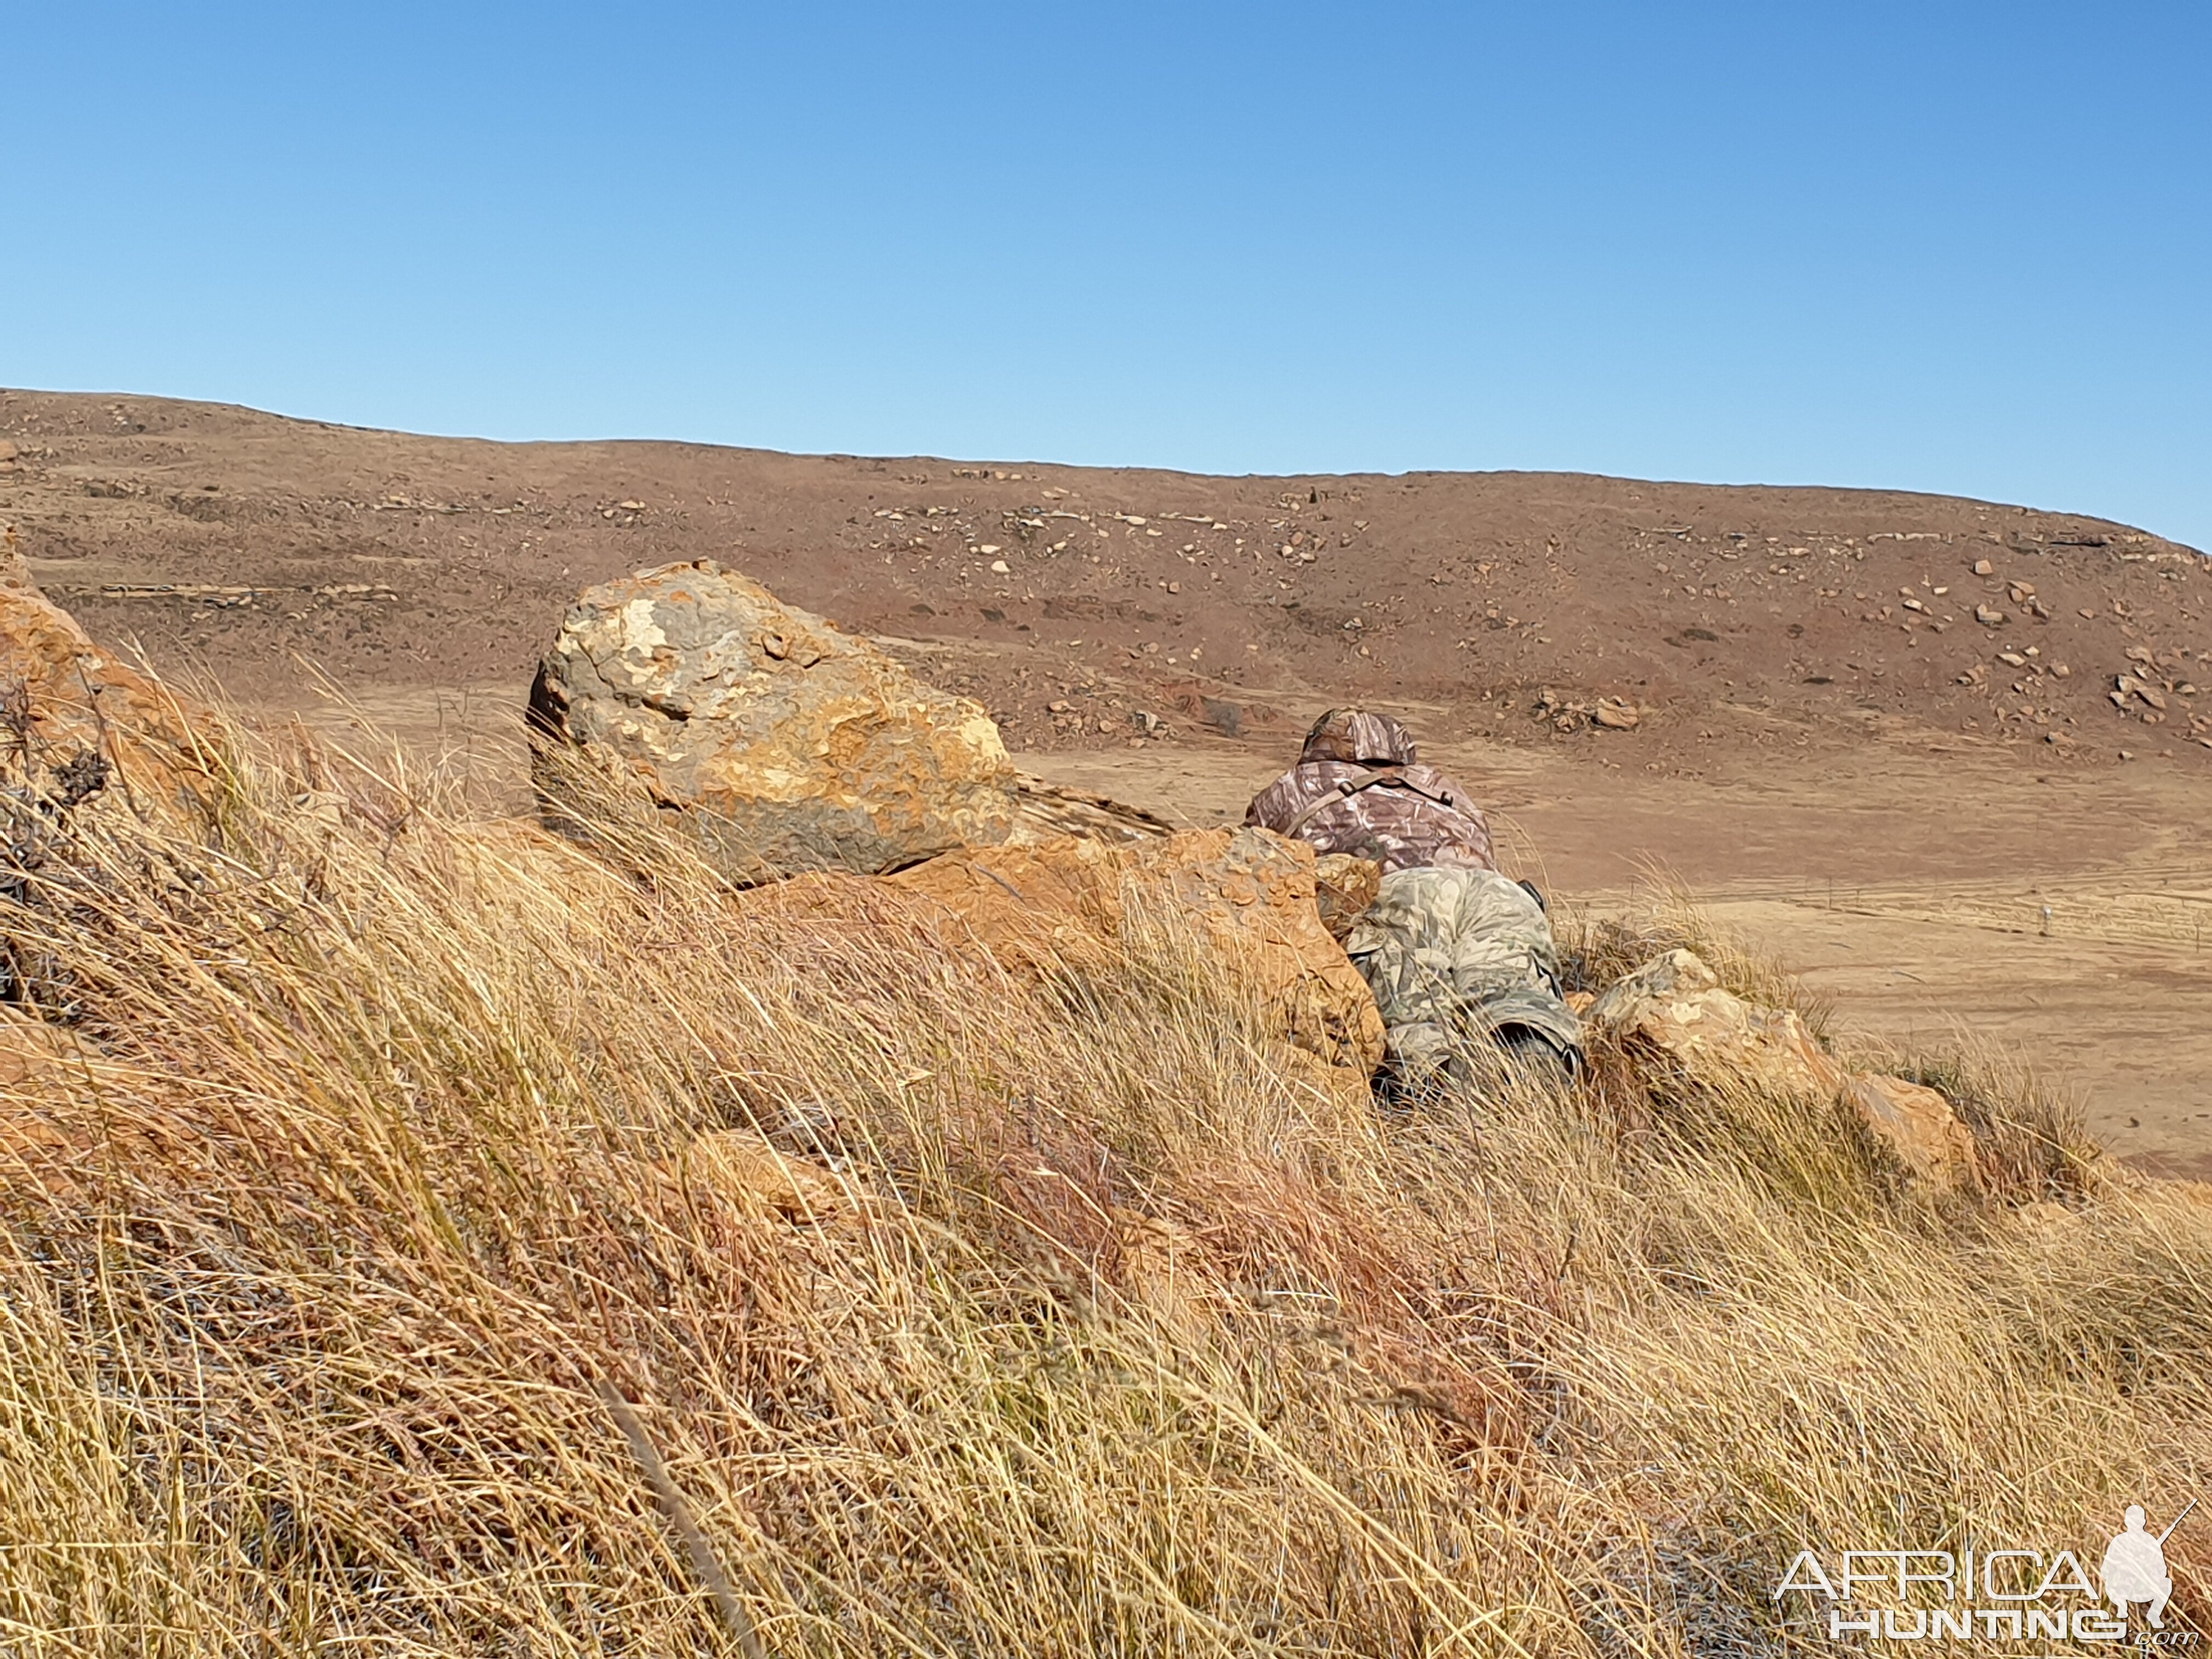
[2,388,2205,772]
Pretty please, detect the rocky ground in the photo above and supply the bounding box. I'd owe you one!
[3,387,2209,1170]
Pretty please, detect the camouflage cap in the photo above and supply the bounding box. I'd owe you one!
[1300,708,1418,766]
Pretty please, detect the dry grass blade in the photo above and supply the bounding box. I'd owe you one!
[594,1380,766,1659]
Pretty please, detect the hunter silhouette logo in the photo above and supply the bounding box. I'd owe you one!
[1774,1499,2198,1644]
[2103,1501,2194,1630]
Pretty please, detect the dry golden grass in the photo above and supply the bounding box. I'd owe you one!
[0,725,2204,1655]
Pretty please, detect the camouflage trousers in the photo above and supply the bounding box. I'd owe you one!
[1341,866,1584,1082]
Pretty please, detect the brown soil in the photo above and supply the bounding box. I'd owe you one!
[4,388,2208,1170]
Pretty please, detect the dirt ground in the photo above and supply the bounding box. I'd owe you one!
[3,388,2208,1172]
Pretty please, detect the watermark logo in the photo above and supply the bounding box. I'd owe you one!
[2105,1504,2187,1632]
[1774,1500,2197,1644]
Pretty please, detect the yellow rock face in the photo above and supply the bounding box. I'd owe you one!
[530,561,1019,882]
[890,825,1388,1076]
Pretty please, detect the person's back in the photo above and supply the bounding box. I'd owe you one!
[1244,709,1496,874]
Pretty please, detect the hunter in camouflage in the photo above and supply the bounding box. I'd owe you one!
[1247,709,1583,1085]
[1243,708,1497,874]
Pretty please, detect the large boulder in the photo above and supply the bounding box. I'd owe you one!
[1589,949,1978,1192]
[889,826,1387,1075]
[529,561,1022,882]
[0,537,219,820]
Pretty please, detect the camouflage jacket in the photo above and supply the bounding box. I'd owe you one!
[1244,760,1496,876]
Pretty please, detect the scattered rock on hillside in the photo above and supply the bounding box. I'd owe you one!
[890,826,1387,1075]
[529,561,1021,881]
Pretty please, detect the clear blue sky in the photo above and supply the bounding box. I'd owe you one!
[7,3,2208,548]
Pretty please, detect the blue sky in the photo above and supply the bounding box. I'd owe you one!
[6,3,2208,547]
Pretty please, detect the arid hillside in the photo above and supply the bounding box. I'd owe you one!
[2,388,2205,771]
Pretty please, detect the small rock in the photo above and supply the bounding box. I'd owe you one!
[684,1127,856,1224]
[979,544,1002,556]
[1975,605,2005,626]
[1973,558,1995,576]
[989,560,1010,574]
[1592,699,1641,730]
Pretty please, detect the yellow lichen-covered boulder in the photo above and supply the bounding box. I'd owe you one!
[528,560,1019,882]
[1587,949,1843,1098]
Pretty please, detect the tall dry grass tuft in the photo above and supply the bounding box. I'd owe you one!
[0,718,2203,1654]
